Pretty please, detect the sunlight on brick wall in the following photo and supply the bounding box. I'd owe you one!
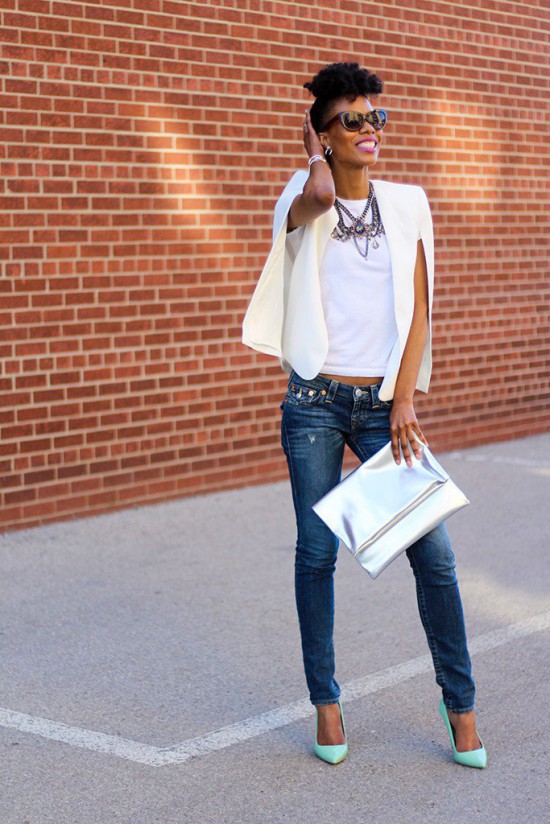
[1,0,548,530]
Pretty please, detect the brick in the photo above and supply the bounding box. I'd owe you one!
[0,0,548,532]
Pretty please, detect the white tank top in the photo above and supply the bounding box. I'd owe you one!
[287,196,416,376]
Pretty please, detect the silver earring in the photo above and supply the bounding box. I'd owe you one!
[324,146,333,157]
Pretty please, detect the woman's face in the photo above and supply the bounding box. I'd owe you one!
[318,95,384,168]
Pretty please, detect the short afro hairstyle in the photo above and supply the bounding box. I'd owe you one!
[304,62,384,136]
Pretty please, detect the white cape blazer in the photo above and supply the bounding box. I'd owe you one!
[241,169,435,401]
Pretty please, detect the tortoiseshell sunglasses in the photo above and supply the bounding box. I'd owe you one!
[320,109,387,132]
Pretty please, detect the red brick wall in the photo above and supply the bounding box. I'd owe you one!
[1,0,549,532]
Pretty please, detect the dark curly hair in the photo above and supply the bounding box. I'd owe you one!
[303,61,384,141]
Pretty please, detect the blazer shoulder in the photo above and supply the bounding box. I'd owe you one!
[274,169,308,212]
[376,180,429,221]
[271,169,308,244]
[281,168,308,194]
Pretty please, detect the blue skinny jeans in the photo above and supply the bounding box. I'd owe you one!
[280,369,476,713]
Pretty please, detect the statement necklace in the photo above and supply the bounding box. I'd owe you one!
[331,180,385,261]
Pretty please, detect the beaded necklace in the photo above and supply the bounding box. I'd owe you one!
[331,180,385,261]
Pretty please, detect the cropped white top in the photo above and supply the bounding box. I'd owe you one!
[286,196,419,377]
[241,171,435,401]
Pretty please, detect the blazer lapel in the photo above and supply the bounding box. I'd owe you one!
[371,179,417,344]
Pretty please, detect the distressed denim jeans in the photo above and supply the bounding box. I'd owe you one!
[280,369,476,713]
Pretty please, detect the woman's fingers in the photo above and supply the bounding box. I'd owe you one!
[303,110,324,155]
[390,426,402,464]
[302,111,311,148]
[389,403,429,467]
[407,429,424,461]
[416,429,429,447]
[303,110,314,147]
[391,425,428,467]
[400,429,413,467]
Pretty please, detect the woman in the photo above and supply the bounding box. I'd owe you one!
[242,62,486,768]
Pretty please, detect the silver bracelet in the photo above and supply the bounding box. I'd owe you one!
[308,154,327,167]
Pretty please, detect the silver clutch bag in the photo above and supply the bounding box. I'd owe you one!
[312,440,470,579]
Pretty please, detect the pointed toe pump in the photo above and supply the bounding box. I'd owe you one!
[314,699,348,765]
[439,699,487,769]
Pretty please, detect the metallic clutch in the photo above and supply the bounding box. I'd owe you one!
[312,440,470,579]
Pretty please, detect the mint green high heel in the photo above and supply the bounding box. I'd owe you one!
[439,699,487,768]
[314,699,348,764]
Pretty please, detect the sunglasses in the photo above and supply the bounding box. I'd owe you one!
[320,109,387,132]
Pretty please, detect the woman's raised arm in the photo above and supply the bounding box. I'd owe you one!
[287,110,335,231]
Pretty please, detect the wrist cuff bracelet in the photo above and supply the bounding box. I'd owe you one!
[308,154,327,167]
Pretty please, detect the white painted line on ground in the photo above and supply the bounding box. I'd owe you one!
[446,452,550,468]
[161,610,550,766]
[1,611,549,767]
[0,706,165,766]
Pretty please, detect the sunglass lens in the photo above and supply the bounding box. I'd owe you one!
[370,110,387,128]
[341,111,364,130]
[341,110,387,130]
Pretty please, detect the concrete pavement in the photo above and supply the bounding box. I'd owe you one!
[1,432,549,823]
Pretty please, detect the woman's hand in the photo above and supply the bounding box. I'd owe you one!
[303,109,325,159]
[389,398,429,468]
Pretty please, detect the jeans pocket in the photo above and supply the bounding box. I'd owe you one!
[283,381,325,406]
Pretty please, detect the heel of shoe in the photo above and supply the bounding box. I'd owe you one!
[439,699,487,769]
[314,699,349,765]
